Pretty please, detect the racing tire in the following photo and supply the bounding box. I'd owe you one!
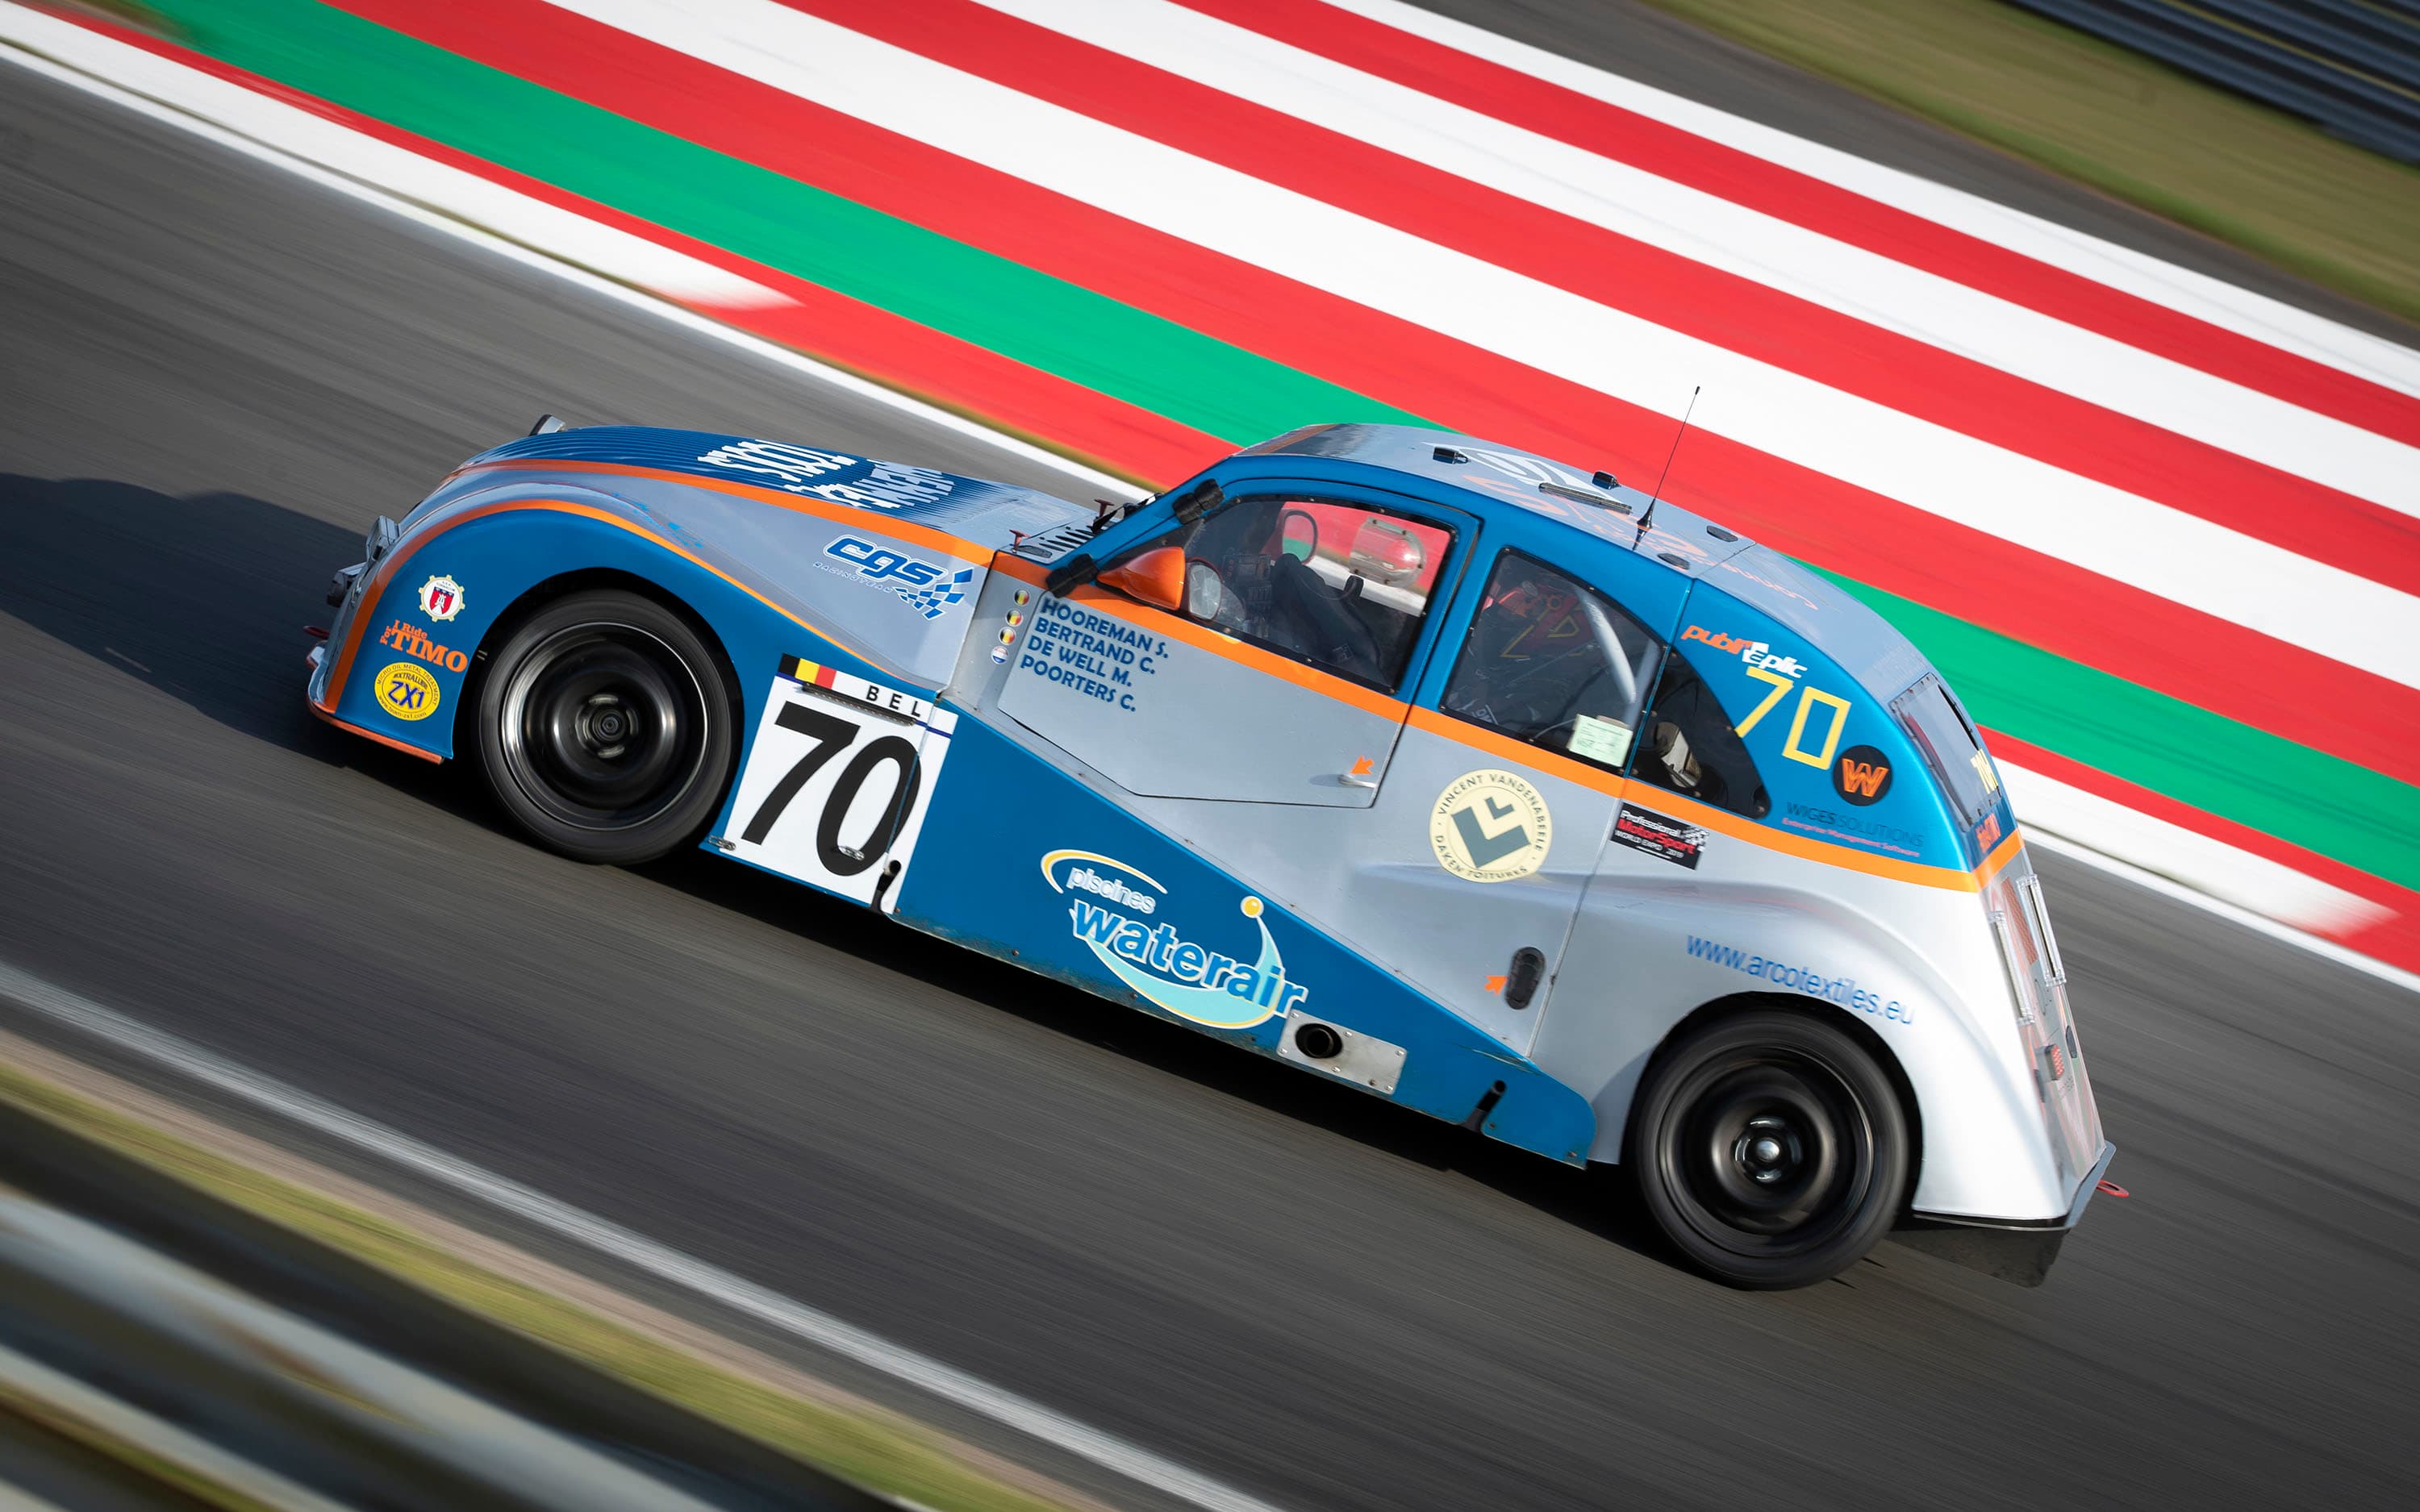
[475,589,735,865]
[1629,1010,1909,1289]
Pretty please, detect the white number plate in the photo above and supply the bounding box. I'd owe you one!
[721,656,955,910]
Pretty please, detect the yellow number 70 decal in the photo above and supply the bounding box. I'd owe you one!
[1734,666,1793,736]
[1734,669,1852,770]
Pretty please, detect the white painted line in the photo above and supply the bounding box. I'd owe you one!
[1999,760,2393,937]
[552,0,2420,689]
[2019,831,2420,997]
[978,0,2420,510]
[0,7,1140,502]
[0,961,1288,1512]
[1321,0,2420,401]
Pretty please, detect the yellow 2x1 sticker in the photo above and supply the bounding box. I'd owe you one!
[377,661,440,722]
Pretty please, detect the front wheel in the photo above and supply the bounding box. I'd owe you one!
[476,589,734,864]
[1629,1010,1909,1289]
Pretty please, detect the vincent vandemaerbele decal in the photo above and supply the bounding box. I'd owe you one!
[1041,851,1308,1030]
[1429,769,1553,883]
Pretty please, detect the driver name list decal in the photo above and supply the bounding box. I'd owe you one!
[1020,598,1166,714]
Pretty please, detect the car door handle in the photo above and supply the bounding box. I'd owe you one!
[1338,771,1379,789]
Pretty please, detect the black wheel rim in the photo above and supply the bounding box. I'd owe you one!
[496,620,709,832]
[1659,1047,1876,1258]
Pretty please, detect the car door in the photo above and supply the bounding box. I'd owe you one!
[996,487,1468,807]
[1088,540,1691,1059]
[1316,545,1689,1055]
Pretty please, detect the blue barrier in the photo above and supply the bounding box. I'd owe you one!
[2007,0,2420,164]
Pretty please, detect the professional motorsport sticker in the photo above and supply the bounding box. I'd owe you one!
[1429,769,1552,883]
[1041,850,1308,1029]
[1609,803,1705,869]
[375,661,440,722]
[416,574,465,623]
[1831,744,1894,806]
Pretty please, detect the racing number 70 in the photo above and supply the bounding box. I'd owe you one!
[740,701,923,877]
[1734,668,1852,770]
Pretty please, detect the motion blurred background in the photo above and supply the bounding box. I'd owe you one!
[0,2,2414,1509]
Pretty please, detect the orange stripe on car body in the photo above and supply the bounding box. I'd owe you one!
[1054,582,1412,723]
[1635,785,1980,893]
[1406,704,1626,797]
[1406,704,1978,892]
[452,458,999,564]
[1974,826,2027,887]
[307,702,442,763]
[990,552,1049,585]
[321,498,866,713]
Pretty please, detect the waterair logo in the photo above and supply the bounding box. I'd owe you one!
[824,536,974,619]
[1040,850,1306,1030]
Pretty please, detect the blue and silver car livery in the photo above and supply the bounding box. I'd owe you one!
[309,419,2110,1289]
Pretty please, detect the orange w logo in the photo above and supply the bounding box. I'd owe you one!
[1838,760,1889,798]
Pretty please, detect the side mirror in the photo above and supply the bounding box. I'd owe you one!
[1096,546,1186,613]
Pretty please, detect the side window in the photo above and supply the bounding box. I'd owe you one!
[1109,494,1454,690]
[1441,551,1663,774]
[1637,649,1771,818]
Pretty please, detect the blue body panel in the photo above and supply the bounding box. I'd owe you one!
[327,503,924,774]
[893,719,1600,1163]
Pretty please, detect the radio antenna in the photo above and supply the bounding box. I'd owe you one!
[1637,385,1700,539]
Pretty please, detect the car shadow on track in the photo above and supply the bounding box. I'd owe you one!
[632,842,1682,1273]
[0,471,1684,1276]
[0,473,485,810]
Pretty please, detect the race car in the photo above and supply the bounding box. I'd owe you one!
[307,419,2110,1289]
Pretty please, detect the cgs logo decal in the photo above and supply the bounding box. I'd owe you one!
[1832,744,1893,806]
[1041,850,1308,1029]
[824,536,974,619]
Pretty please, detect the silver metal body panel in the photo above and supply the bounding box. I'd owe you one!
[1107,722,1621,1060]
[953,570,2092,1224]
[1541,806,2078,1220]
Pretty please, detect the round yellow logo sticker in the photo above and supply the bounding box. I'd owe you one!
[1429,769,1552,884]
[375,661,440,722]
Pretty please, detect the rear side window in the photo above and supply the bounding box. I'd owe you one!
[1636,650,1771,818]
[1441,550,1663,773]
[1892,674,1999,824]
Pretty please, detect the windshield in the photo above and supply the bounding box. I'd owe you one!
[1891,674,2000,826]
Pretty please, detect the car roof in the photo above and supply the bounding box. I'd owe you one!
[1225,423,1934,701]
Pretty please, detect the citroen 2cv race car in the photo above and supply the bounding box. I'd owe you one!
[307,419,2111,1289]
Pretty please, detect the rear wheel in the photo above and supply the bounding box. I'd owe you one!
[1629,1010,1908,1289]
[476,589,733,864]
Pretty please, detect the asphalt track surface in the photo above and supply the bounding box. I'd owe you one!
[2,27,2418,1512]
